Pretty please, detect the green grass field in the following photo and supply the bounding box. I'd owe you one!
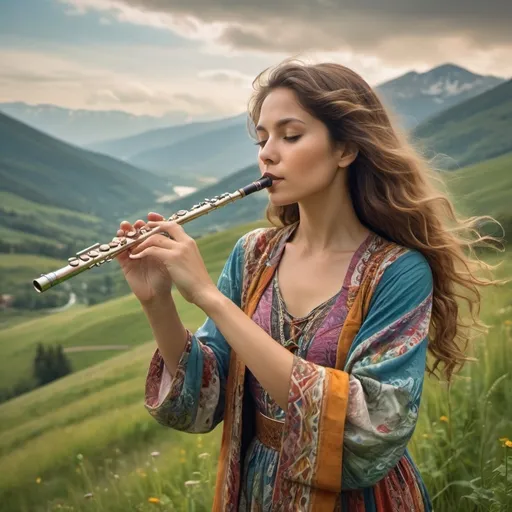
[0,153,511,511]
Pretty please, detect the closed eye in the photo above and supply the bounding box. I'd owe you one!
[254,135,302,148]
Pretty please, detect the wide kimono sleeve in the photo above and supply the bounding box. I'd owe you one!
[278,250,433,492]
[144,235,245,434]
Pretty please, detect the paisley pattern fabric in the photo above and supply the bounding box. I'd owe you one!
[144,221,434,511]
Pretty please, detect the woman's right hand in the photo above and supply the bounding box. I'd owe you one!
[114,212,173,304]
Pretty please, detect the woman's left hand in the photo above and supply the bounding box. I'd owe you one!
[129,220,218,308]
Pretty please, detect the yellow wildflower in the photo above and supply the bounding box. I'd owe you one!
[180,449,186,456]
[179,457,186,464]
[499,437,509,443]
[36,477,42,484]
[440,416,449,423]
[148,497,161,504]
[504,320,512,326]
[422,434,430,439]
[506,440,512,448]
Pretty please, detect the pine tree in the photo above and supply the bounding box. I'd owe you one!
[33,343,72,386]
[55,344,72,378]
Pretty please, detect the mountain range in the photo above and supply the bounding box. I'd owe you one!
[84,64,505,179]
[0,103,191,146]
[0,64,504,157]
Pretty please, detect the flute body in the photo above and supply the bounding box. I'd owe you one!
[32,176,272,293]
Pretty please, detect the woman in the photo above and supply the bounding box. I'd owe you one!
[115,59,500,511]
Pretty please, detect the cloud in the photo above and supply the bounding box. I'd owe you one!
[0,49,237,116]
[59,0,512,51]
[56,0,512,79]
[197,69,254,87]
[86,82,171,105]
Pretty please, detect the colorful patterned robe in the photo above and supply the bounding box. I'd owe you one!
[145,222,434,511]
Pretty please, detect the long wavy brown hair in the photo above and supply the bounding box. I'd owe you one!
[247,58,506,382]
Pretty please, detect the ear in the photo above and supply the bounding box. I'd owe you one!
[337,142,359,168]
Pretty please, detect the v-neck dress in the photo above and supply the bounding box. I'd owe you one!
[240,226,375,509]
[144,222,434,511]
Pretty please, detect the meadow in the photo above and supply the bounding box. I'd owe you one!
[0,155,511,510]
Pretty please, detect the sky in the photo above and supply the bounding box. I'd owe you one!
[0,0,510,121]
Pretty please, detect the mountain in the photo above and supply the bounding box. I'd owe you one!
[0,102,188,146]
[88,112,247,161]
[85,64,505,181]
[0,112,167,219]
[376,64,505,129]
[412,79,512,168]
[129,122,256,178]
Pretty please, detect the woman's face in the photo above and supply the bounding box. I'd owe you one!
[255,87,343,206]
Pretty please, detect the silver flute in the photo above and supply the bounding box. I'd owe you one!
[32,176,273,293]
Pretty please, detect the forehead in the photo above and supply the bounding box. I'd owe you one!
[258,88,312,124]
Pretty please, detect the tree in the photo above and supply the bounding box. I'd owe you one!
[33,343,72,386]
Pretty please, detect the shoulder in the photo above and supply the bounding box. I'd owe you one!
[236,225,283,260]
[370,243,433,308]
[381,248,432,284]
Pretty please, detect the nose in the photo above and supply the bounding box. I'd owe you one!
[258,138,279,167]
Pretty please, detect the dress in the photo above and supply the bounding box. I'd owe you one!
[145,222,434,511]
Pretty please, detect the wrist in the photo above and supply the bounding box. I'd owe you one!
[140,293,175,312]
[193,285,224,313]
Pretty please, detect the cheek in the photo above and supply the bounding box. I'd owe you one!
[290,138,333,176]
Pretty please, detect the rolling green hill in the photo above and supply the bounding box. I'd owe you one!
[412,79,512,169]
[0,112,167,219]
[0,219,268,393]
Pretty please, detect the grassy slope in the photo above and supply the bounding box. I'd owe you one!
[0,220,269,390]
[0,191,107,247]
[442,151,512,219]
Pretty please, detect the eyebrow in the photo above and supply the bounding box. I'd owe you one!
[255,117,306,132]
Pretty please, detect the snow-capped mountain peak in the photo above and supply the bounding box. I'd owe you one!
[376,63,505,128]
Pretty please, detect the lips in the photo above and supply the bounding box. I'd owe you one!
[263,172,283,181]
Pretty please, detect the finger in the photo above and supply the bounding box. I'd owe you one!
[130,231,175,255]
[146,220,188,243]
[120,220,133,231]
[129,245,168,261]
[148,212,165,221]
[133,219,146,229]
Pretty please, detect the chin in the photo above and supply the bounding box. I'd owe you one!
[268,194,296,207]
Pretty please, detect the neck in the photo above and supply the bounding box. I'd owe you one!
[290,172,371,257]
